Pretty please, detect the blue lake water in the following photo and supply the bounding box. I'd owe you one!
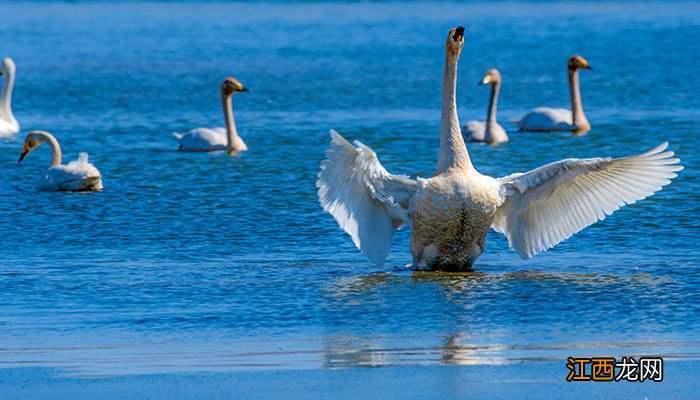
[0,1,698,378]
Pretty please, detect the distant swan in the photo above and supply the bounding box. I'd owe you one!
[517,55,592,133]
[174,77,249,152]
[317,27,681,270]
[462,68,508,143]
[0,58,19,136]
[18,130,103,192]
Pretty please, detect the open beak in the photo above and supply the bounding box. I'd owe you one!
[453,26,465,41]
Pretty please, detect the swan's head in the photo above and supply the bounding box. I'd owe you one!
[221,77,248,96]
[0,57,16,76]
[568,55,592,71]
[446,26,465,58]
[479,69,501,85]
[18,131,48,163]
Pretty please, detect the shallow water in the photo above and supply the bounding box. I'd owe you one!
[0,1,698,377]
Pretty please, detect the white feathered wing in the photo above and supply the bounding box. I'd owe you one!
[317,130,419,266]
[493,142,683,259]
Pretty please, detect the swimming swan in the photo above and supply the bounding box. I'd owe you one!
[462,68,508,143]
[517,55,592,133]
[317,27,681,271]
[174,77,249,152]
[18,130,103,192]
[0,58,19,136]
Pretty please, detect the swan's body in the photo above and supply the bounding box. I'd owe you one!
[317,28,682,271]
[0,58,19,136]
[174,77,248,152]
[517,55,592,133]
[463,120,507,143]
[173,127,229,151]
[517,107,573,131]
[19,131,102,192]
[462,69,508,144]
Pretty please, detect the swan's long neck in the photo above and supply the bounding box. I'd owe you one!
[39,132,62,167]
[484,81,500,141]
[436,54,472,174]
[0,67,16,121]
[221,93,239,151]
[568,68,589,130]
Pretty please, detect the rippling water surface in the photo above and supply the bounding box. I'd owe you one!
[0,1,698,376]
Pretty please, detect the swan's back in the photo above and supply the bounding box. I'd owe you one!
[39,153,103,191]
[462,121,485,141]
[173,128,227,151]
[518,107,572,131]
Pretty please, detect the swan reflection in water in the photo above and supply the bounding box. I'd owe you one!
[320,270,676,368]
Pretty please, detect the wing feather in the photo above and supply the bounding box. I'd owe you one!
[317,130,419,266]
[493,142,683,259]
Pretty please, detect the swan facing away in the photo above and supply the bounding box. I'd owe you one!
[19,131,103,192]
[462,69,508,144]
[317,27,682,271]
[517,55,592,133]
[0,58,19,136]
[174,77,249,153]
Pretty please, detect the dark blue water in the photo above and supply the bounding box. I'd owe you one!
[0,1,698,376]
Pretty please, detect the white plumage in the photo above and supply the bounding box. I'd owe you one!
[317,28,682,270]
[0,57,19,137]
[493,142,682,259]
[173,128,229,151]
[19,131,103,192]
[462,68,509,144]
[39,153,103,192]
[463,120,508,143]
[516,107,573,132]
[317,130,418,265]
[175,77,249,153]
[517,55,593,133]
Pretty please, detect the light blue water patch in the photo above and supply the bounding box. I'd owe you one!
[0,1,698,378]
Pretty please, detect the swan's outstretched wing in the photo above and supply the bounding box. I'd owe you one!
[493,142,682,259]
[317,129,419,266]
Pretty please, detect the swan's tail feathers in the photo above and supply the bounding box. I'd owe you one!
[77,152,89,164]
[494,142,683,259]
[317,129,418,266]
[173,132,184,140]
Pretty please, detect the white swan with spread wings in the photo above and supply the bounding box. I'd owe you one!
[317,27,682,270]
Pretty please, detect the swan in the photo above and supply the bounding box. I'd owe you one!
[18,130,103,192]
[174,77,249,152]
[0,57,19,136]
[516,55,592,133]
[462,68,508,143]
[317,27,682,271]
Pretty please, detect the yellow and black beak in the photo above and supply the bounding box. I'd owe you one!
[584,65,593,71]
[241,87,249,92]
[18,145,29,163]
[453,26,465,41]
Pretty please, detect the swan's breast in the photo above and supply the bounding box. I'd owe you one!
[410,173,502,267]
